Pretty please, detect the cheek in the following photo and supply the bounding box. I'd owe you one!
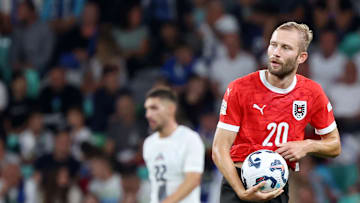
[267,47,273,56]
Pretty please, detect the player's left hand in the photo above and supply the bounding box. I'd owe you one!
[275,140,311,162]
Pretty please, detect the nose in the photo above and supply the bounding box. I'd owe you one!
[145,110,151,120]
[272,46,281,57]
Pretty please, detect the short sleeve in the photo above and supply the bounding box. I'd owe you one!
[217,82,242,132]
[183,133,205,173]
[310,88,337,135]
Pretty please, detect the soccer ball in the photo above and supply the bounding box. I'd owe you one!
[241,149,289,192]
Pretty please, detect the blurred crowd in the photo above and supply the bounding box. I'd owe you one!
[0,0,359,202]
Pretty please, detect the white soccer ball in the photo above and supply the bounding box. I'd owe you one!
[241,149,289,192]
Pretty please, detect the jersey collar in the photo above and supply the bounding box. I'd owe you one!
[259,70,297,94]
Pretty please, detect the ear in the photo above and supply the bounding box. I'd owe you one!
[168,103,177,116]
[297,52,308,64]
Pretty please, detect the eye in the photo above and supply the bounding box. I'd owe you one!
[283,45,291,50]
[270,42,277,47]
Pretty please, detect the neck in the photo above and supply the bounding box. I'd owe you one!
[73,125,83,132]
[158,120,178,138]
[228,49,238,60]
[31,128,41,135]
[102,170,112,181]
[265,69,296,89]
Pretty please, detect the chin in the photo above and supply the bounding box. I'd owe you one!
[269,67,294,79]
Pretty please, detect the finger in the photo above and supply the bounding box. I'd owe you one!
[248,182,266,193]
[283,154,293,160]
[270,189,284,199]
[263,188,284,200]
[279,149,292,157]
[275,146,288,154]
[289,157,298,162]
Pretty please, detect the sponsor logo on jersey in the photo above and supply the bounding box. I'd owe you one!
[292,101,307,121]
[226,88,232,97]
[327,102,333,112]
[253,104,266,115]
[155,153,164,161]
[220,100,227,115]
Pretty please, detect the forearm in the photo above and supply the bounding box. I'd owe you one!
[164,173,201,202]
[306,128,341,157]
[212,146,245,197]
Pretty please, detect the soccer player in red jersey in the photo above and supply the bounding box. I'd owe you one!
[212,22,341,203]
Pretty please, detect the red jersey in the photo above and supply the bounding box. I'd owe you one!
[218,70,336,170]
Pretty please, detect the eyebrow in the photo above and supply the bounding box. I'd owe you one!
[270,40,295,49]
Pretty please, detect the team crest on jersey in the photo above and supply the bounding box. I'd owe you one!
[292,101,307,121]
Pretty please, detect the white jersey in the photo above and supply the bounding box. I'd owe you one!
[143,125,205,203]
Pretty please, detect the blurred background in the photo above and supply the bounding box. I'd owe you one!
[0,0,359,202]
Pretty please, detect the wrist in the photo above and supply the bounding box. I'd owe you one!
[304,139,315,155]
[235,187,246,199]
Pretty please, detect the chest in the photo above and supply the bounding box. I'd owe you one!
[243,90,313,123]
[145,140,187,178]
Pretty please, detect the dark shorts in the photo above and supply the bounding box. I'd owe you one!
[220,167,289,203]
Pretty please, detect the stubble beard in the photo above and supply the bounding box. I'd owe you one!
[268,56,298,79]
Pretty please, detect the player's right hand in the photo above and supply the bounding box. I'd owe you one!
[238,182,284,202]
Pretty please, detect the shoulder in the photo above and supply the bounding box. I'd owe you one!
[229,71,259,91]
[296,74,325,95]
[177,126,204,145]
[143,133,158,147]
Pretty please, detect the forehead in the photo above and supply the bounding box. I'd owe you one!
[271,29,301,48]
[145,97,162,107]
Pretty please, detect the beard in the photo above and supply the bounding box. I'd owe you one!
[149,121,163,132]
[268,55,298,79]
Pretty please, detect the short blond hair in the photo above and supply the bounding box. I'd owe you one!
[275,22,313,52]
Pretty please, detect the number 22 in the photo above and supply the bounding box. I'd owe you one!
[262,122,289,147]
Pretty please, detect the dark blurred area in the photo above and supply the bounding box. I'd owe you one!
[0,0,359,202]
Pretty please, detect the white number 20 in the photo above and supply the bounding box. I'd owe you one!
[262,122,289,147]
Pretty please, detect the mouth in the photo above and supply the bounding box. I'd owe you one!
[148,119,157,127]
[270,59,282,67]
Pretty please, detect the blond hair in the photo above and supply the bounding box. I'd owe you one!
[275,22,313,52]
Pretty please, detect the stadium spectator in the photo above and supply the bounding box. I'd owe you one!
[197,0,225,64]
[0,13,12,82]
[35,128,80,180]
[89,26,128,88]
[0,138,22,202]
[150,21,180,67]
[309,27,347,93]
[82,193,100,203]
[55,2,99,72]
[161,43,198,90]
[66,107,91,161]
[143,0,193,35]
[40,0,87,33]
[38,167,83,203]
[19,111,53,161]
[106,92,145,171]
[209,30,256,97]
[328,60,360,132]
[0,162,22,202]
[112,3,149,78]
[89,155,123,203]
[91,65,128,132]
[39,67,83,129]
[178,75,216,128]
[10,0,55,74]
[5,73,31,133]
